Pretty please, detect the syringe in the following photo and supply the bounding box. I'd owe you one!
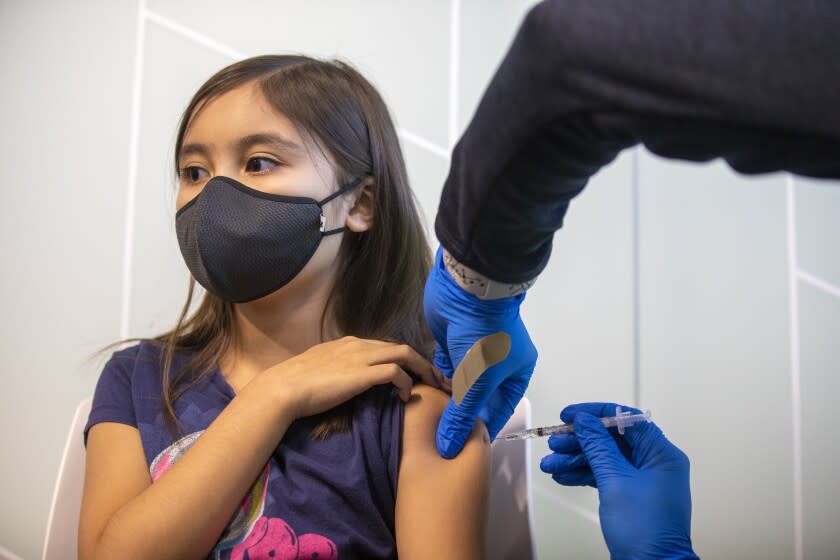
[499,406,652,441]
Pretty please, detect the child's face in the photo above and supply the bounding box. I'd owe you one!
[176,81,366,305]
[176,81,338,212]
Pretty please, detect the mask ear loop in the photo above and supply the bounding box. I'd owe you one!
[317,176,369,235]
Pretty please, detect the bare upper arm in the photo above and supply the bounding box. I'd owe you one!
[78,422,151,560]
[395,384,490,560]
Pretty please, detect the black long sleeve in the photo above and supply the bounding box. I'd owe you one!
[435,0,840,284]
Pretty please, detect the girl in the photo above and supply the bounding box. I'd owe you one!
[79,55,489,560]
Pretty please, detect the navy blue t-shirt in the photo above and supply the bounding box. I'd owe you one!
[83,342,404,559]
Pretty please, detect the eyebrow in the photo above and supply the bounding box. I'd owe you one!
[179,132,305,163]
[235,132,305,155]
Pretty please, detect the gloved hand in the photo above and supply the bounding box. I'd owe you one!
[424,246,538,458]
[540,402,698,560]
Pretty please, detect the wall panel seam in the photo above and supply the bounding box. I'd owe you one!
[532,485,600,526]
[120,0,148,339]
[448,0,460,150]
[143,9,449,162]
[785,174,804,560]
[631,147,641,408]
[797,269,840,299]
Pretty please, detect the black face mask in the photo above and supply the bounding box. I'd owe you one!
[175,175,365,303]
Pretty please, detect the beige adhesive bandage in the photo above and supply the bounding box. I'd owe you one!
[452,331,512,405]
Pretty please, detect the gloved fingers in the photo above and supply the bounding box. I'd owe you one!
[622,421,689,471]
[573,412,631,478]
[456,353,513,431]
[560,402,642,424]
[429,287,536,457]
[552,469,597,488]
[479,372,530,440]
[619,416,664,450]
[539,451,588,473]
[436,397,482,459]
[433,343,454,379]
[540,450,596,486]
[548,432,581,454]
[438,357,514,455]
[559,403,637,462]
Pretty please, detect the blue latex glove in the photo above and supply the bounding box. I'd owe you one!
[424,246,538,458]
[540,402,698,560]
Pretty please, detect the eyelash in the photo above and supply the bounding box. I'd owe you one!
[178,157,283,183]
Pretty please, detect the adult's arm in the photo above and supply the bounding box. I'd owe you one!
[436,0,840,284]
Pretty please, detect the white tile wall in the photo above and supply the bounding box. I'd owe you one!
[1,1,838,558]
[795,179,840,291]
[1,2,137,558]
[799,282,840,559]
[637,155,795,559]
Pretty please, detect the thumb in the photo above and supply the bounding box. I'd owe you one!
[436,397,479,459]
[480,374,527,441]
[574,412,631,480]
[437,341,505,456]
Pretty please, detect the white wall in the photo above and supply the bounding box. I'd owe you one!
[1,1,838,559]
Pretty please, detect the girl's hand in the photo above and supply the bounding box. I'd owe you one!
[261,336,443,420]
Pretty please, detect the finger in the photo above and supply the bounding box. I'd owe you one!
[539,452,588,474]
[552,469,597,488]
[410,362,448,391]
[620,419,667,461]
[479,374,529,441]
[431,365,452,394]
[548,433,581,454]
[438,351,514,455]
[560,402,641,424]
[369,363,413,402]
[573,412,630,479]
[349,339,442,391]
[435,397,479,459]
[440,372,452,392]
[433,343,454,379]
[344,335,391,345]
[560,401,663,458]
[370,343,435,385]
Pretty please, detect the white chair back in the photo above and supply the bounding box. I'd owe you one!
[42,398,91,560]
[487,397,536,560]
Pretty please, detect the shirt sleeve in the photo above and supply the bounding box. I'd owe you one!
[83,346,139,447]
[381,386,404,497]
[435,0,840,284]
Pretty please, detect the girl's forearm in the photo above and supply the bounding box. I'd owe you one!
[93,375,292,560]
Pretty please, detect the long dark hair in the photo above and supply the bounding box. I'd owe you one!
[149,55,432,439]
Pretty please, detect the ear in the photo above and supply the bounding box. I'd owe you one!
[345,179,375,233]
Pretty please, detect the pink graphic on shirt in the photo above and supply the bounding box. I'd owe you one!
[231,516,338,560]
[149,431,337,559]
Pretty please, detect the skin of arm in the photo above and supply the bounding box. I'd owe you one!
[78,372,295,560]
[396,384,491,560]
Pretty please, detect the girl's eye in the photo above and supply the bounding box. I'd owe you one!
[246,157,279,174]
[180,166,208,183]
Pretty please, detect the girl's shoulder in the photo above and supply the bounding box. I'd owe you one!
[84,341,174,447]
[104,340,193,376]
[106,339,163,364]
[95,340,194,403]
